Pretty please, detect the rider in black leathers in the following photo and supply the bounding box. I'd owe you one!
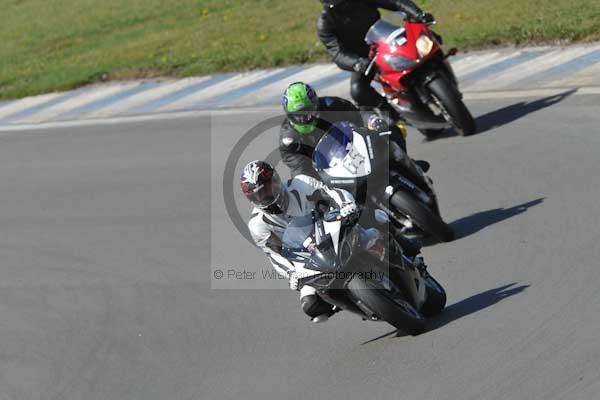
[317,0,434,121]
[279,83,410,180]
[280,95,364,179]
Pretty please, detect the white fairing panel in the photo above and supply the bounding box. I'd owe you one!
[323,131,372,178]
[323,220,342,254]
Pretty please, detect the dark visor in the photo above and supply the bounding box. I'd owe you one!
[289,110,318,125]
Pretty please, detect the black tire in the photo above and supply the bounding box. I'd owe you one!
[427,77,476,136]
[390,191,454,242]
[420,274,447,317]
[348,276,426,335]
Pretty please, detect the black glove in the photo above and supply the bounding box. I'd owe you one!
[367,114,390,133]
[352,57,370,74]
[420,12,435,24]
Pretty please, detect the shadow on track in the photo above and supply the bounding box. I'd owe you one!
[450,198,545,240]
[475,89,577,134]
[361,283,529,344]
[428,283,529,331]
[422,88,577,141]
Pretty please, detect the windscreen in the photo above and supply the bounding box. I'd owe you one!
[365,13,407,45]
[313,124,353,171]
[282,214,315,252]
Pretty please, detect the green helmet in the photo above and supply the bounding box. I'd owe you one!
[282,82,320,134]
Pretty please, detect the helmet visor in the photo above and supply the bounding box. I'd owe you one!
[246,173,284,209]
[289,110,319,126]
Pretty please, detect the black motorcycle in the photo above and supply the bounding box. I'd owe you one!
[313,121,454,242]
[282,208,446,335]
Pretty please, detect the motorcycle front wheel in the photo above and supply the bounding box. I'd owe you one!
[420,273,447,317]
[348,275,426,335]
[427,77,476,136]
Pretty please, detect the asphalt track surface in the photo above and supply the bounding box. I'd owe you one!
[1,90,600,399]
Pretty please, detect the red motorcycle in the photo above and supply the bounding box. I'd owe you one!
[365,13,476,137]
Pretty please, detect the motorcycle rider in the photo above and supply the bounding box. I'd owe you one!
[281,81,368,179]
[241,160,423,323]
[241,160,359,322]
[317,0,435,122]
[280,81,412,179]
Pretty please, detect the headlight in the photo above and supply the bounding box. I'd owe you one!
[383,54,416,71]
[416,34,434,58]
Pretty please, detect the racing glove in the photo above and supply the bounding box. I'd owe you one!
[340,202,359,218]
[420,12,435,24]
[352,57,370,74]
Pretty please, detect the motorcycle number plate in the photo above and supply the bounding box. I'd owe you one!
[324,131,372,178]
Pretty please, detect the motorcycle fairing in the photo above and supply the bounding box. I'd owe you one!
[314,128,372,178]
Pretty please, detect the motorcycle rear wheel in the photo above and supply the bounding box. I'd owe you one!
[390,190,454,242]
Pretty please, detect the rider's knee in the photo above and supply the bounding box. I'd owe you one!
[301,294,333,318]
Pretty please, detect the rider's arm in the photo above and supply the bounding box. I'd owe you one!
[371,0,424,20]
[280,143,321,180]
[321,97,364,127]
[323,97,359,113]
[279,121,321,180]
[248,214,295,279]
[317,12,363,72]
[297,175,356,210]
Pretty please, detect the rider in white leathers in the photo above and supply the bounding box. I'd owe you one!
[240,160,358,322]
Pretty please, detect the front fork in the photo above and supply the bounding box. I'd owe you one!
[410,53,462,119]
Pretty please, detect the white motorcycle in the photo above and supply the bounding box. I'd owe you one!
[282,208,446,335]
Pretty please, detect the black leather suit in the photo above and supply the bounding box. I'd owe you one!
[279,96,363,179]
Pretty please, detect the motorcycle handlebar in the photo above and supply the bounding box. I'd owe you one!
[364,57,377,77]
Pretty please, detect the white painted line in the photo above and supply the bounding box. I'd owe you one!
[86,77,211,118]
[15,82,141,123]
[451,52,502,75]
[466,45,600,91]
[0,93,63,120]
[158,69,284,112]
[0,86,597,132]
[232,64,341,106]
[544,61,600,88]
[454,51,520,77]
[0,106,277,132]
